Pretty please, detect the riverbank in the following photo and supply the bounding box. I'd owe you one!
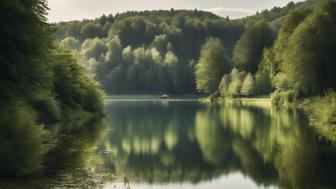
[202,97,272,109]
[297,92,336,143]
[207,93,336,143]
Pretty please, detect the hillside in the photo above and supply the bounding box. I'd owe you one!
[54,0,323,95]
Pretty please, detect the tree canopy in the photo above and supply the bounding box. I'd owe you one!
[195,38,231,93]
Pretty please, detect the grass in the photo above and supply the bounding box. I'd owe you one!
[202,96,272,109]
[298,92,336,142]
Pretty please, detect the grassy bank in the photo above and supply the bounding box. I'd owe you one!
[207,92,336,142]
[202,96,272,109]
[297,92,336,142]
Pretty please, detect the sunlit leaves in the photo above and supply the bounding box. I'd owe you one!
[195,38,231,93]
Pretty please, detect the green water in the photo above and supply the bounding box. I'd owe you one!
[1,96,336,189]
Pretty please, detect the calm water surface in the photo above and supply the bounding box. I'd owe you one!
[2,96,336,189]
[99,96,336,189]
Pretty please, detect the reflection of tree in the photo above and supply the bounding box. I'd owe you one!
[232,138,277,185]
[218,104,332,189]
[195,108,232,165]
[271,110,317,189]
[0,115,107,188]
[98,101,336,189]
[164,123,178,151]
[101,102,222,183]
[42,115,107,187]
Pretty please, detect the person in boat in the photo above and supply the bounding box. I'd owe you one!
[160,94,169,99]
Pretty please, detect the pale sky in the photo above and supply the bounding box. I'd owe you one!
[47,0,304,22]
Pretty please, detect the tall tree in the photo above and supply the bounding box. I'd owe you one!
[228,68,245,97]
[219,74,231,97]
[0,0,53,102]
[270,8,312,91]
[273,1,336,94]
[232,22,276,73]
[241,73,256,96]
[195,38,231,93]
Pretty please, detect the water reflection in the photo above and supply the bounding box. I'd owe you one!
[0,115,107,189]
[99,100,336,189]
[1,99,335,189]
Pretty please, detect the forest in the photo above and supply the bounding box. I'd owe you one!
[55,10,243,94]
[54,0,332,96]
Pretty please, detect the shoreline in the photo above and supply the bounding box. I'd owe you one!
[207,96,336,143]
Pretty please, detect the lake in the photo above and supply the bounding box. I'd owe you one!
[1,96,336,189]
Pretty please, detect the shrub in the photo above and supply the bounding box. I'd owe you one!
[0,102,45,177]
[271,90,297,106]
[32,98,61,124]
[305,91,336,126]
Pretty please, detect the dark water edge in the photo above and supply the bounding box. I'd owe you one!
[1,96,336,189]
[0,114,109,189]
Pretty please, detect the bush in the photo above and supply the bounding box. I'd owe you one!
[32,98,61,124]
[284,90,296,103]
[53,49,103,114]
[0,102,46,177]
[305,91,336,126]
[271,91,282,105]
[271,90,297,106]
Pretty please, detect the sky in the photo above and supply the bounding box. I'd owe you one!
[47,0,304,22]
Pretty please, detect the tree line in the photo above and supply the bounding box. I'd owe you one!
[55,0,329,96]
[56,10,245,94]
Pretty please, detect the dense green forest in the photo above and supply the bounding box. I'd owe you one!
[55,10,244,94]
[199,0,335,99]
[0,0,103,177]
[54,0,331,96]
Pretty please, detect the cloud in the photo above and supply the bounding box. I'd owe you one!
[203,7,255,19]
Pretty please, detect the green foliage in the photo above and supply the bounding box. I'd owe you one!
[302,91,336,127]
[250,0,336,112]
[256,48,275,93]
[271,90,297,106]
[255,70,273,96]
[53,49,103,114]
[218,74,231,98]
[269,1,336,95]
[80,22,106,40]
[0,102,45,177]
[283,1,336,94]
[53,0,330,96]
[0,0,54,103]
[59,37,81,51]
[241,73,256,97]
[219,68,253,98]
[195,38,231,93]
[232,22,276,73]
[55,10,245,94]
[0,0,103,177]
[151,34,169,53]
[32,97,61,124]
[81,38,108,60]
[228,68,246,97]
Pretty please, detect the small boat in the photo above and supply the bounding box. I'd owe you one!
[160,94,169,99]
